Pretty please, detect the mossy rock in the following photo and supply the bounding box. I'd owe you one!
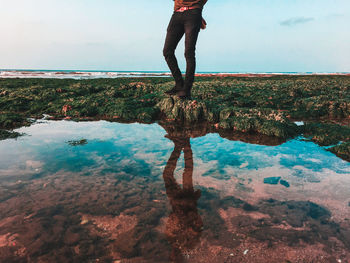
[137,107,160,123]
[0,113,29,129]
[328,142,350,162]
[156,97,208,123]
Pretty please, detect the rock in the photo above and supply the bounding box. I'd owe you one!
[0,113,29,129]
[64,229,81,245]
[280,179,290,188]
[263,177,281,185]
[156,97,208,123]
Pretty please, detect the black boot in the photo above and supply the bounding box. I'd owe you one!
[176,87,192,100]
[165,82,184,95]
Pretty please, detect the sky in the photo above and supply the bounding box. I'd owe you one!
[0,0,349,72]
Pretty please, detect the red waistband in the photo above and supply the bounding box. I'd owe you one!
[175,6,198,12]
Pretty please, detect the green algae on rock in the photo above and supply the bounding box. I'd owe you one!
[67,139,88,146]
[0,113,29,130]
[157,97,209,123]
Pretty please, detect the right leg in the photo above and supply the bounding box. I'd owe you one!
[163,13,185,92]
[181,9,202,99]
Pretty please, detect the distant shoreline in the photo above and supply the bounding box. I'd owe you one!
[1,70,349,79]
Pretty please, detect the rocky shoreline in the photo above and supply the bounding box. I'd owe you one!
[0,75,349,161]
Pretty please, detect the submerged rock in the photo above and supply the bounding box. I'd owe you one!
[263,177,281,185]
[279,179,290,188]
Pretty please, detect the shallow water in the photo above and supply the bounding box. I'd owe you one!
[0,120,350,262]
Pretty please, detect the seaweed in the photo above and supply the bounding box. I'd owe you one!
[67,139,88,146]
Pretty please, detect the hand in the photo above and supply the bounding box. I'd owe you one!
[201,18,207,30]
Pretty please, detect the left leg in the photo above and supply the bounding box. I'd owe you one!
[179,9,202,98]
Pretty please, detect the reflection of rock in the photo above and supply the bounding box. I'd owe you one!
[157,97,299,139]
[328,142,350,162]
[303,122,350,146]
[0,113,28,140]
[0,129,22,141]
[302,122,350,161]
[159,121,286,147]
[159,121,211,139]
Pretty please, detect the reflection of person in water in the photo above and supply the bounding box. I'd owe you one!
[163,133,203,262]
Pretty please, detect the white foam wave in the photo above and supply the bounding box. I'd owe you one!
[0,70,172,79]
[1,70,348,79]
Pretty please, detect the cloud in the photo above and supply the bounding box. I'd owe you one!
[325,13,344,20]
[280,17,314,26]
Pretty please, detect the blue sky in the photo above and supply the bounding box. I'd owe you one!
[0,0,349,72]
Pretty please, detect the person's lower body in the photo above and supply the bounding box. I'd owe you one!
[163,9,202,99]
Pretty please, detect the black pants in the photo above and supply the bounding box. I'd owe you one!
[163,9,202,91]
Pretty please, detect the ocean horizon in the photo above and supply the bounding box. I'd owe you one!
[1,69,350,79]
